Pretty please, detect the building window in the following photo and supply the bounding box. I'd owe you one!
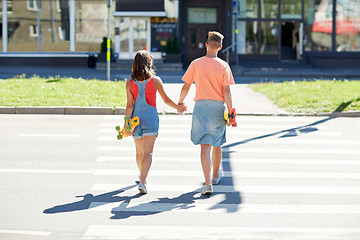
[28,0,40,11]
[304,0,332,51]
[238,0,258,18]
[261,0,279,19]
[336,0,360,52]
[188,7,217,24]
[0,0,13,14]
[29,25,38,38]
[281,0,302,19]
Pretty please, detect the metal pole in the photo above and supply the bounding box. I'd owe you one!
[107,0,112,81]
[37,0,41,52]
[69,0,75,51]
[2,0,8,52]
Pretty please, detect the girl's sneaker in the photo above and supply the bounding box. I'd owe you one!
[201,184,213,195]
[138,183,148,194]
[212,169,223,185]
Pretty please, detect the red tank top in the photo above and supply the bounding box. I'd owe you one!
[130,77,157,108]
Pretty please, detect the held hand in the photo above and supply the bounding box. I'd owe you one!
[123,122,132,136]
[177,103,187,114]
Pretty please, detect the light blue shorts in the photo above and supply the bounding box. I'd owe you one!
[132,114,159,139]
[191,100,226,147]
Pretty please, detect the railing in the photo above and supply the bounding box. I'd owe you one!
[220,42,237,64]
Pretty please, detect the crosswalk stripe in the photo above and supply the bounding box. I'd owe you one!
[91,184,360,194]
[103,115,319,122]
[101,123,326,130]
[98,136,360,145]
[95,156,360,165]
[93,169,360,179]
[87,202,360,214]
[98,146,360,154]
[84,225,360,239]
[100,128,340,136]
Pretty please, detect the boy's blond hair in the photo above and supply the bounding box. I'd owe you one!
[207,31,224,48]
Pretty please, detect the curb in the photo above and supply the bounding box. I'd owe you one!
[0,107,359,117]
[0,106,125,115]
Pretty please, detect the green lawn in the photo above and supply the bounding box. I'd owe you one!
[250,80,360,113]
[0,75,126,108]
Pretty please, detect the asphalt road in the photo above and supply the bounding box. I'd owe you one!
[0,114,360,240]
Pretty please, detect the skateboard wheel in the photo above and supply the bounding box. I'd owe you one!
[115,126,120,131]
[117,135,122,140]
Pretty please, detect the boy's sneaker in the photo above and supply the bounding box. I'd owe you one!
[138,183,148,194]
[212,169,223,185]
[201,184,213,195]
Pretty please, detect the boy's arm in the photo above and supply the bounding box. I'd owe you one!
[223,85,233,111]
[178,83,191,104]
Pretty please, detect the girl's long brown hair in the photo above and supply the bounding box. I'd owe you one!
[131,50,156,81]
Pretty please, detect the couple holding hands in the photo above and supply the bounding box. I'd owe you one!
[123,31,235,195]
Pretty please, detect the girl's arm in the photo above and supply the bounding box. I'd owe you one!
[124,80,134,134]
[154,76,186,113]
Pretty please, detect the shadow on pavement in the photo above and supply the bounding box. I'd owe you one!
[43,184,138,214]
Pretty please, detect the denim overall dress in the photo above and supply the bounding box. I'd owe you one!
[131,78,159,139]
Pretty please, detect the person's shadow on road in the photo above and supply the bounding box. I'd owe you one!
[43,184,140,214]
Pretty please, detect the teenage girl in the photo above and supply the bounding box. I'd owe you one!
[124,50,186,194]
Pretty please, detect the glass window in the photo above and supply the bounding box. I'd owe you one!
[281,0,302,19]
[238,0,258,18]
[7,0,69,52]
[260,21,278,54]
[188,7,217,24]
[75,1,111,52]
[237,20,258,54]
[132,19,148,52]
[304,0,332,51]
[261,0,279,19]
[119,18,130,52]
[336,0,360,52]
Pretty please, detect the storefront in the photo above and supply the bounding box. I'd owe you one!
[233,0,360,67]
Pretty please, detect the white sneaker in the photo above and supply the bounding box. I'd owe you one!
[138,183,148,194]
[201,184,213,195]
[212,169,223,185]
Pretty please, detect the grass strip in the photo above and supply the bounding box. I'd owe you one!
[0,75,126,108]
[250,80,360,113]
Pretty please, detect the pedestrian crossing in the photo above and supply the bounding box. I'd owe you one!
[84,115,360,240]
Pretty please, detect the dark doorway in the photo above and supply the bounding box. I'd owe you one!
[187,23,217,63]
[182,0,228,64]
[281,21,300,61]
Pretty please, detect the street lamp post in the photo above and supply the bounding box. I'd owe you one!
[107,0,112,81]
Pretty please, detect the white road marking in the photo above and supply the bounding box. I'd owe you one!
[98,136,360,145]
[87,202,360,214]
[0,169,92,174]
[84,225,360,240]
[95,156,360,165]
[91,184,360,194]
[98,145,360,154]
[0,230,51,236]
[18,134,79,137]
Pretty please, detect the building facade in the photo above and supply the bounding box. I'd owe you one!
[1,0,359,68]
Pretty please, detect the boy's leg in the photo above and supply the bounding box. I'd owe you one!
[134,138,144,172]
[212,146,222,178]
[139,135,156,184]
[201,144,212,185]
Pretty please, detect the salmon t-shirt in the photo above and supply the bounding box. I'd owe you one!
[182,56,235,101]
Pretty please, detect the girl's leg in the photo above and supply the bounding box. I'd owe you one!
[200,144,212,185]
[134,138,144,172]
[212,146,222,178]
[139,135,157,184]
